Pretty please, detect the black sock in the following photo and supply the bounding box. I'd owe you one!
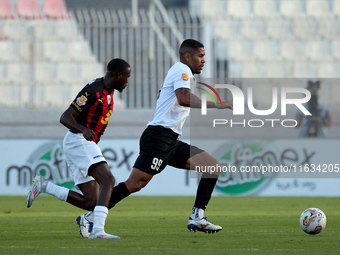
[108,182,131,210]
[193,173,218,210]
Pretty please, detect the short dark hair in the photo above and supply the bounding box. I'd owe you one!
[179,39,204,55]
[107,58,130,73]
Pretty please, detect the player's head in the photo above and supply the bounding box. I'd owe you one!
[106,58,131,92]
[179,39,205,74]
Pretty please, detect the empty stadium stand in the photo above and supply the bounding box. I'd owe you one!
[0,0,103,107]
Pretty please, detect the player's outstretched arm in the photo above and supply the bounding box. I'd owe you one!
[60,107,95,141]
[216,100,233,110]
[175,88,233,110]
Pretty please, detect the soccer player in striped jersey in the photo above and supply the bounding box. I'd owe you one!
[26,58,131,239]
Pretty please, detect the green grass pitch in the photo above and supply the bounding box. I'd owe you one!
[1,196,339,255]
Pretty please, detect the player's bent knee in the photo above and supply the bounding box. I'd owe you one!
[101,173,115,186]
[190,152,222,175]
[126,179,149,193]
[131,183,145,193]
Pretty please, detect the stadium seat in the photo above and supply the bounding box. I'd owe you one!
[227,0,252,18]
[201,0,225,18]
[18,41,30,61]
[34,84,47,106]
[266,62,289,78]
[0,63,8,83]
[305,41,331,61]
[242,62,267,78]
[0,84,10,106]
[214,18,242,41]
[333,0,340,16]
[19,41,44,62]
[48,84,66,106]
[81,63,105,83]
[1,83,30,106]
[35,62,58,84]
[57,63,82,83]
[319,16,340,40]
[0,41,20,62]
[33,83,60,107]
[281,41,306,61]
[7,63,30,83]
[280,0,304,17]
[228,41,254,61]
[242,18,267,40]
[0,26,7,40]
[0,0,15,19]
[318,62,340,77]
[34,41,45,61]
[69,82,85,99]
[68,41,96,62]
[293,61,318,78]
[17,0,41,19]
[267,18,294,40]
[253,0,279,18]
[55,19,83,40]
[43,0,71,19]
[3,19,29,40]
[44,41,69,62]
[34,20,58,40]
[332,41,340,59]
[306,0,330,17]
[45,81,83,106]
[294,17,320,40]
[253,41,281,61]
[242,62,257,78]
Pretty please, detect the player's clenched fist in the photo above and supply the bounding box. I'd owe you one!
[82,129,95,141]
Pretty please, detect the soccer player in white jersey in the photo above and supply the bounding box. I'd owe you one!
[77,39,233,235]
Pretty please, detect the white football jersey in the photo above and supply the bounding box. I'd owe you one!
[148,62,194,135]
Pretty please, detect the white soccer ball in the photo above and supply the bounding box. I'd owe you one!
[300,208,326,235]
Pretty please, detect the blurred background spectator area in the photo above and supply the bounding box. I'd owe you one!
[0,0,339,109]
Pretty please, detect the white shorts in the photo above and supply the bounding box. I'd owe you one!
[63,131,106,188]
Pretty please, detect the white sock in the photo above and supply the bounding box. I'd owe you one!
[41,179,48,192]
[45,182,69,201]
[92,206,108,234]
[85,211,94,222]
[191,207,204,220]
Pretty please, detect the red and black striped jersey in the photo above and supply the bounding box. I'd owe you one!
[70,78,114,143]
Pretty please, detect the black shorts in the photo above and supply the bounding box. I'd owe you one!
[133,125,204,175]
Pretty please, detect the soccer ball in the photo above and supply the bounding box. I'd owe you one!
[299,208,326,235]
